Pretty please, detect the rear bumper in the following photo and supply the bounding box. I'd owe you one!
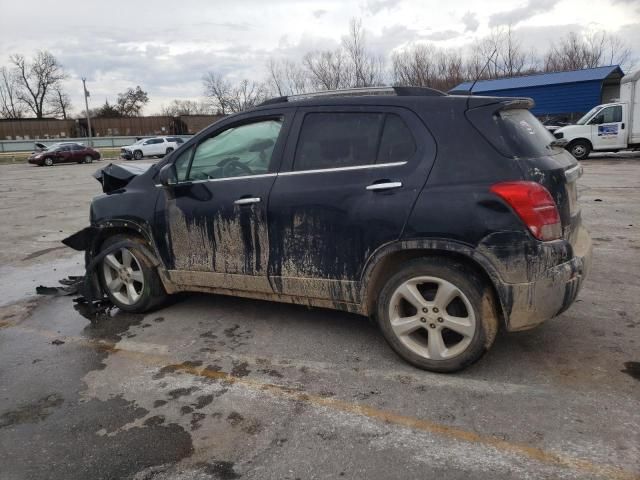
[500,228,593,331]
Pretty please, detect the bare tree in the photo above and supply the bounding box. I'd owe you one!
[266,58,309,96]
[10,50,66,118]
[203,71,233,114]
[116,86,149,116]
[0,66,25,118]
[544,31,632,72]
[342,18,385,87]
[203,72,267,114]
[160,99,212,116]
[49,87,72,119]
[303,49,351,90]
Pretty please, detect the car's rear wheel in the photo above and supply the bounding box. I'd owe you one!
[99,235,166,313]
[165,147,174,155]
[377,258,498,372]
[568,140,591,160]
[84,155,93,164]
[43,157,53,166]
[133,150,143,160]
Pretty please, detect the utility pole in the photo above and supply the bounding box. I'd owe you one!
[82,77,93,147]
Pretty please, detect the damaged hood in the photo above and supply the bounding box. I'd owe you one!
[94,162,155,193]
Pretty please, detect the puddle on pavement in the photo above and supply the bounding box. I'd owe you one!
[0,253,84,307]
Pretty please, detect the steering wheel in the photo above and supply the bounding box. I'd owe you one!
[221,158,252,177]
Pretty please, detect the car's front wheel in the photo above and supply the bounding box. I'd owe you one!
[99,235,166,313]
[133,150,143,160]
[377,257,498,372]
[43,157,53,166]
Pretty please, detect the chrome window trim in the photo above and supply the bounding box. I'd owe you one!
[279,161,407,176]
[155,172,277,187]
[154,162,407,187]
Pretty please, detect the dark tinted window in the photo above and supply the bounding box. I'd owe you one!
[167,137,184,143]
[71,144,84,151]
[471,108,557,158]
[377,114,416,163]
[294,113,384,171]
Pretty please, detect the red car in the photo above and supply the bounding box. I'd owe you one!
[28,143,101,166]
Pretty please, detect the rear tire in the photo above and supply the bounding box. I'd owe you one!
[99,234,167,313]
[133,150,143,160]
[166,147,174,155]
[376,257,499,372]
[84,155,93,164]
[568,140,591,160]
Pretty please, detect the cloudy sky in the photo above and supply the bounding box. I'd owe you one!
[1,0,639,115]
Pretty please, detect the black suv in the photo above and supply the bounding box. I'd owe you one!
[64,87,592,372]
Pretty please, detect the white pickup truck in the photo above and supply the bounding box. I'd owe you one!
[554,70,640,160]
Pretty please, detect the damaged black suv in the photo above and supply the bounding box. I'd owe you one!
[64,87,592,372]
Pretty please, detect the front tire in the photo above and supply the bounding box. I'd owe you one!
[568,140,591,160]
[43,157,53,166]
[376,258,498,372]
[133,150,143,160]
[99,235,166,313]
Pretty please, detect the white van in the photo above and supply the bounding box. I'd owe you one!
[555,70,640,159]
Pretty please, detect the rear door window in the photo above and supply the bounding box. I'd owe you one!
[293,113,384,171]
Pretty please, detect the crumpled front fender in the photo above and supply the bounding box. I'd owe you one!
[62,226,98,251]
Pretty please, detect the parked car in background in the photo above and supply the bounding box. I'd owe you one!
[28,143,101,166]
[64,86,592,373]
[120,136,184,160]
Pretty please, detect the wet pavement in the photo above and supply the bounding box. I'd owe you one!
[0,158,639,479]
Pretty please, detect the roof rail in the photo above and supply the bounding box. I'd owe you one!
[258,86,446,106]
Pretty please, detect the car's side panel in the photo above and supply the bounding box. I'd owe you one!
[267,105,437,304]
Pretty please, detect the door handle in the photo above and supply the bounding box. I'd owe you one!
[366,181,402,191]
[234,197,261,205]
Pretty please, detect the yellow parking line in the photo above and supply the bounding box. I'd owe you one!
[8,323,640,480]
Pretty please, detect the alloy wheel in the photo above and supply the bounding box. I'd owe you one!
[388,276,476,360]
[102,248,145,306]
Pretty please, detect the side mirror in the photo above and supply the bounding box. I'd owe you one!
[158,163,178,187]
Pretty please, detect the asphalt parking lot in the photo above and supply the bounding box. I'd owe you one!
[0,157,638,480]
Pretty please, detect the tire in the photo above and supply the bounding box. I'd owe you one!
[568,140,591,160]
[376,257,499,373]
[99,234,167,313]
[133,150,143,160]
[165,147,174,155]
[43,157,53,167]
[84,155,93,164]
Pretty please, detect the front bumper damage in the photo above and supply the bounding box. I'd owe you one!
[42,231,159,320]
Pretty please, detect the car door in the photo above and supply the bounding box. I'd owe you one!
[154,110,292,294]
[267,106,436,306]
[55,146,72,163]
[590,105,626,150]
[71,144,85,161]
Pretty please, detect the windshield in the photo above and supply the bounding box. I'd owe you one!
[576,106,601,125]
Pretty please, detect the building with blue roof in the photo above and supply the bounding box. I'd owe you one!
[450,65,624,119]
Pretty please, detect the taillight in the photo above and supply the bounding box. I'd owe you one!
[490,181,562,241]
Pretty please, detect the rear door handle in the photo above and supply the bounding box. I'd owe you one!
[366,182,402,191]
[234,197,261,205]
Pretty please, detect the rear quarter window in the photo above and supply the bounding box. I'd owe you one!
[472,108,557,158]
